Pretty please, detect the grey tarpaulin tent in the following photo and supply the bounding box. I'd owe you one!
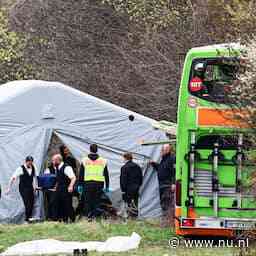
[0,80,168,223]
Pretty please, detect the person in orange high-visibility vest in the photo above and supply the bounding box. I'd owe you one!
[79,144,110,218]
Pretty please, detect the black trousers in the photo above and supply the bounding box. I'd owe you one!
[159,184,172,212]
[124,191,139,218]
[55,190,75,222]
[84,181,104,218]
[19,188,34,221]
[44,190,58,221]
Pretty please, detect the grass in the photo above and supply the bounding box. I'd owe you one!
[0,219,255,256]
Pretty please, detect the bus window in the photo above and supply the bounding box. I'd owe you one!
[196,135,254,150]
[188,58,240,103]
[196,135,238,150]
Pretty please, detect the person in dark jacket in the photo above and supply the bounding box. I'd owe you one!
[120,153,143,218]
[53,154,76,222]
[79,144,110,218]
[150,144,176,215]
[60,145,77,175]
[7,156,37,222]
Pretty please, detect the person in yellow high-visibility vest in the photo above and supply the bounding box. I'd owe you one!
[79,144,110,218]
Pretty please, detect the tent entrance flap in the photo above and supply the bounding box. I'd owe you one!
[55,130,162,217]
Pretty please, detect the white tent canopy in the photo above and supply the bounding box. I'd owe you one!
[0,80,167,223]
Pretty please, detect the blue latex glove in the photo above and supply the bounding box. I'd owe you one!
[103,187,110,193]
[77,185,83,195]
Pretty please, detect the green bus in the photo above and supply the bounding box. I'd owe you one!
[175,43,256,237]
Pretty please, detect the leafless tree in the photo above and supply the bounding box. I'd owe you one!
[7,0,254,121]
[5,0,220,120]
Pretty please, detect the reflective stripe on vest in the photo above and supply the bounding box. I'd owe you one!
[83,157,106,182]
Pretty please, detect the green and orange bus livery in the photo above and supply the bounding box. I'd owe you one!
[175,44,256,237]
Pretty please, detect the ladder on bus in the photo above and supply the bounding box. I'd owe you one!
[188,131,244,217]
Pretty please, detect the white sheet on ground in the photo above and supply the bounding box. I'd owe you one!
[1,232,141,255]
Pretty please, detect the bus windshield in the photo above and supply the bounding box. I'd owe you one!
[188,58,240,103]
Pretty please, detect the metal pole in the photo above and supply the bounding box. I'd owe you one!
[188,131,196,206]
[236,133,243,208]
[212,143,219,217]
[140,139,176,146]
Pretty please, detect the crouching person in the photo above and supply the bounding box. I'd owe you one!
[52,154,76,223]
[7,156,37,222]
[120,153,143,218]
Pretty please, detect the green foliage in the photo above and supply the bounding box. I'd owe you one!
[102,0,181,30]
[225,0,256,39]
[0,9,37,84]
[103,0,256,40]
